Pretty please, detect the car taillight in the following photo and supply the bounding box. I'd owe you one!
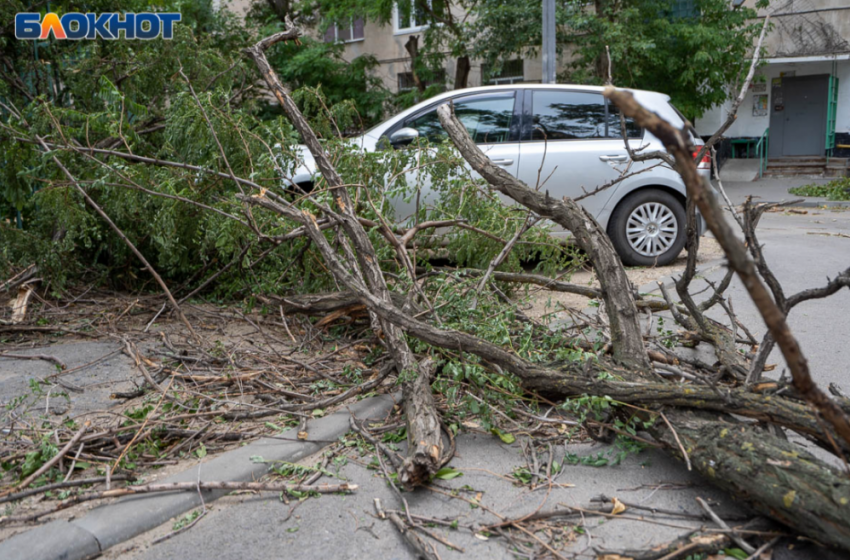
[692,149,710,170]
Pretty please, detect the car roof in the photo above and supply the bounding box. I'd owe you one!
[426,83,669,100]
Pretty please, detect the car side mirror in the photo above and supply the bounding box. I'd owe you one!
[389,127,419,149]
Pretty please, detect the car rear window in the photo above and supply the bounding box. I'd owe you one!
[607,107,643,140]
[667,102,699,138]
[531,91,607,140]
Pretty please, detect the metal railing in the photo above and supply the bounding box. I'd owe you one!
[755,127,769,179]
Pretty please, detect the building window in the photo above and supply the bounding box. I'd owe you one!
[670,0,698,19]
[394,1,430,34]
[482,59,524,85]
[397,69,445,93]
[323,18,365,43]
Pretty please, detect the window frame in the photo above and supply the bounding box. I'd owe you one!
[324,18,365,43]
[520,89,643,143]
[482,59,525,86]
[396,69,446,93]
[393,0,431,35]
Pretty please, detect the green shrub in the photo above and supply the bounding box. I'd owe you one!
[789,177,850,201]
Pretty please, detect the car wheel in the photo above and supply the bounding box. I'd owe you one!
[608,189,686,267]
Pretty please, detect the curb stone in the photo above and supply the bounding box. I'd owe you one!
[776,200,850,209]
[0,393,397,560]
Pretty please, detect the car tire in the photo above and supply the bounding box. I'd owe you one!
[607,189,686,267]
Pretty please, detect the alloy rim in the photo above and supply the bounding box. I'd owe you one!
[626,202,678,257]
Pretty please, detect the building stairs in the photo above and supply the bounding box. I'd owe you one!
[764,156,849,178]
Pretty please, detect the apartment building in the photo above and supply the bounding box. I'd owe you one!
[224,0,849,162]
[695,0,850,162]
[316,7,535,94]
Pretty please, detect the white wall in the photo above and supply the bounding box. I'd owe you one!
[695,58,849,138]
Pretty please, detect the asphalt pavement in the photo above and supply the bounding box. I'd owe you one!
[2,178,848,560]
[116,207,850,559]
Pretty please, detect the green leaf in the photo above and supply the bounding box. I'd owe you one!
[490,428,516,444]
[195,444,207,459]
[723,548,749,560]
[434,467,463,480]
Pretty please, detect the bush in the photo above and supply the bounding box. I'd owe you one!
[789,178,850,201]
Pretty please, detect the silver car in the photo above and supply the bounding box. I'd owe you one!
[290,84,710,266]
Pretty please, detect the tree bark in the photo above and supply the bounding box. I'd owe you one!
[453,55,470,90]
[651,410,850,551]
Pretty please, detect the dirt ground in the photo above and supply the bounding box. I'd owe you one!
[523,236,725,321]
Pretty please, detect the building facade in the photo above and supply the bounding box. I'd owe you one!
[695,0,850,159]
[222,0,849,159]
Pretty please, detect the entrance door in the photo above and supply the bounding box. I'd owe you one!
[769,75,829,157]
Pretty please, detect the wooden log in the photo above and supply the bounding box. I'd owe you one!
[652,410,850,551]
[399,358,441,489]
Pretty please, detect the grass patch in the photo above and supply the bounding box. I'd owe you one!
[789,177,850,201]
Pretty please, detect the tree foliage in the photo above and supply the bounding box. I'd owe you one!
[562,0,770,118]
[1,1,571,300]
[305,0,768,118]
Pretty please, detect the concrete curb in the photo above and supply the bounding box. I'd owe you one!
[751,198,850,209]
[791,200,850,209]
[0,393,398,560]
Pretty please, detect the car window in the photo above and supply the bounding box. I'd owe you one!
[531,91,606,140]
[667,101,699,139]
[406,93,515,144]
[606,106,642,139]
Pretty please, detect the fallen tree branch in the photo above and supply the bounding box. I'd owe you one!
[244,20,442,485]
[0,481,357,525]
[435,102,649,371]
[605,86,850,451]
[31,132,199,342]
[0,421,89,498]
[0,353,66,369]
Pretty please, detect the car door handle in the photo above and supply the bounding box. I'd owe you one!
[599,155,629,162]
[491,158,514,166]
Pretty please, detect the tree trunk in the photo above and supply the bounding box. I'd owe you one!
[265,0,292,22]
[652,410,850,551]
[453,55,470,90]
[404,36,427,94]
